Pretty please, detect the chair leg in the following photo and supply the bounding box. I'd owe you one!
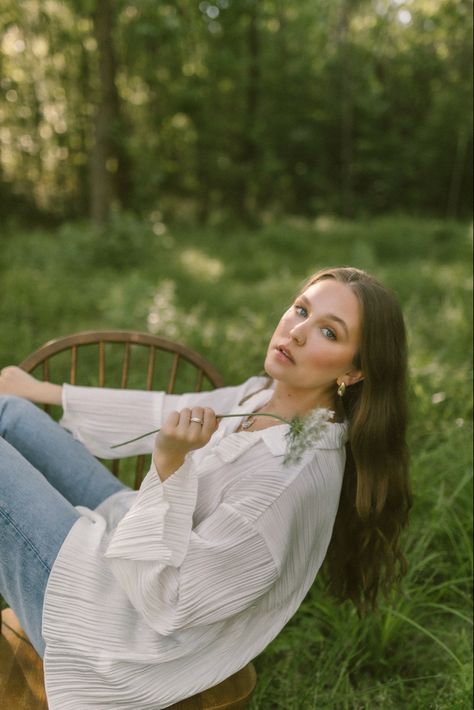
[0,608,48,709]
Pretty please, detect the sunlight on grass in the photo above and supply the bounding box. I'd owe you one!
[180,248,225,282]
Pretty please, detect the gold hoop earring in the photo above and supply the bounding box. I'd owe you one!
[337,382,346,397]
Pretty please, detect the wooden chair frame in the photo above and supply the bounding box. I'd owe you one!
[19,330,225,391]
[20,330,225,489]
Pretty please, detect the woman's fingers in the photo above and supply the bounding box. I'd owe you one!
[188,407,218,444]
[201,407,218,440]
[187,407,205,429]
[162,410,180,432]
[154,407,218,480]
[159,407,217,448]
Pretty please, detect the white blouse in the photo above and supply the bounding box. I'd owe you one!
[42,376,347,709]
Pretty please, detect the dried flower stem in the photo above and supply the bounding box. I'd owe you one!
[110,409,332,466]
[110,412,290,449]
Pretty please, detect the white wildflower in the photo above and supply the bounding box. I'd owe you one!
[283,408,332,466]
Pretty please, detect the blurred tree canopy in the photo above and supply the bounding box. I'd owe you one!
[0,0,472,226]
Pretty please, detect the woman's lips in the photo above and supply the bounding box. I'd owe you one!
[274,347,295,364]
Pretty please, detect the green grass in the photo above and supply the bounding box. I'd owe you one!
[1,213,472,708]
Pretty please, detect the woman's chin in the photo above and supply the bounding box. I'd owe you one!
[264,359,288,382]
[263,356,276,378]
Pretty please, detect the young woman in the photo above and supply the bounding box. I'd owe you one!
[0,266,411,709]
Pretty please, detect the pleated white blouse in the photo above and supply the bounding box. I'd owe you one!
[41,376,348,709]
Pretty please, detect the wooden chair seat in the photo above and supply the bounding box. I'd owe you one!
[0,331,256,708]
[0,609,257,709]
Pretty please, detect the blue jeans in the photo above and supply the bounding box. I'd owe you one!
[0,395,128,657]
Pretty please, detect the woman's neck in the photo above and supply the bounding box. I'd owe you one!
[264,383,335,421]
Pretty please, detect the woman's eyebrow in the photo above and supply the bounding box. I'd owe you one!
[325,314,349,337]
[299,294,349,336]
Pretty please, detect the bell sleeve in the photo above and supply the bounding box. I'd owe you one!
[59,380,263,459]
[59,384,165,458]
[103,460,279,636]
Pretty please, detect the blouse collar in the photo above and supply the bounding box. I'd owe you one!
[214,381,348,463]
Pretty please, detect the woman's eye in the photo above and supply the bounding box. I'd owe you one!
[294,305,308,317]
[321,327,337,341]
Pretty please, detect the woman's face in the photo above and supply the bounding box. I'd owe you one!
[264,278,363,397]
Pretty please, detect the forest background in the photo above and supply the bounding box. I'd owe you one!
[1,1,473,709]
[0,0,472,225]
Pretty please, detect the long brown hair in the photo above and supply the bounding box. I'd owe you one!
[301,267,412,615]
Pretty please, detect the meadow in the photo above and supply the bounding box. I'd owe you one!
[1,214,472,709]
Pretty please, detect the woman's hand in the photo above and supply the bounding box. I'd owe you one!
[0,366,63,405]
[153,407,218,481]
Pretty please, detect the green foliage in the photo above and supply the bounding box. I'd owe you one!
[0,0,472,223]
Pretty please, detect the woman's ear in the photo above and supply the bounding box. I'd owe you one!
[344,369,364,387]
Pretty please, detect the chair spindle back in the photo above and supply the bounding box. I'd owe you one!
[20,331,224,489]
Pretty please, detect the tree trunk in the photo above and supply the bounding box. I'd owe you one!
[338,0,354,218]
[90,0,129,227]
[236,3,260,224]
[446,125,470,219]
[76,42,91,216]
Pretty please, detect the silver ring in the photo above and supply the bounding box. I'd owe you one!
[190,417,204,425]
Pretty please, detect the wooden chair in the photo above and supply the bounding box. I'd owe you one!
[0,331,257,710]
[20,330,226,488]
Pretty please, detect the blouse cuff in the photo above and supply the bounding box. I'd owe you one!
[103,457,198,567]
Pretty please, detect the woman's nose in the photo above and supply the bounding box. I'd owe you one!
[290,324,306,345]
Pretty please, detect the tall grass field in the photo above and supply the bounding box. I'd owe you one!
[1,215,472,709]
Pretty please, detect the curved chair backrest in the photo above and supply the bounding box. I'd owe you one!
[20,331,224,489]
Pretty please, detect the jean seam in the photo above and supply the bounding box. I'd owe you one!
[0,505,52,575]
